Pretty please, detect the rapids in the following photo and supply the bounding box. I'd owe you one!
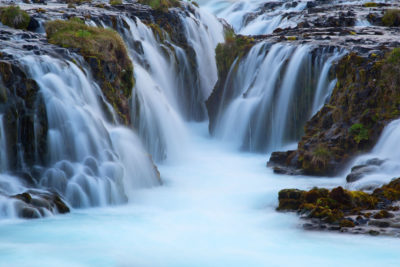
[1,123,400,266]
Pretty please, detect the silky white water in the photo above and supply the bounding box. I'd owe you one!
[0,123,399,267]
[347,119,400,189]
[212,42,344,152]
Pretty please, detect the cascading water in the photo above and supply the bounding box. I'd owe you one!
[0,53,160,216]
[212,42,345,152]
[197,0,306,35]
[347,119,400,189]
[0,115,8,172]
[112,8,223,161]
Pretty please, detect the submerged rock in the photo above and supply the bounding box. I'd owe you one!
[11,191,70,219]
[346,158,385,182]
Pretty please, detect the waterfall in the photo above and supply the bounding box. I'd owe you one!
[114,8,223,161]
[311,48,346,115]
[347,119,400,189]
[212,42,344,152]
[17,55,160,209]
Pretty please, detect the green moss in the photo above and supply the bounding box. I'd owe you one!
[0,6,30,30]
[286,36,297,41]
[277,183,390,225]
[363,2,377,8]
[45,19,134,125]
[382,9,400,26]
[386,47,400,64]
[110,0,123,5]
[215,31,255,78]
[137,0,181,11]
[349,123,369,144]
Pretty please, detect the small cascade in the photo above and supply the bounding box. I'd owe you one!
[178,8,224,103]
[347,119,400,189]
[197,0,306,35]
[311,48,346,115]
[18,55,160,209]
[211,42,344,152]
[0,115,8,172]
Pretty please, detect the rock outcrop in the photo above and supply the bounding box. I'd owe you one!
[278,177,400,236]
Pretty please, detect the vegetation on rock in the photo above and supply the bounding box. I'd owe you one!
[278,178,400,233]
[109,0,123,5]
[382,9,400,26]
[137,0,181,11]
[45,18,134,125]
[215,29,255,78]
[0,6,30,30]
[363,2,378,8]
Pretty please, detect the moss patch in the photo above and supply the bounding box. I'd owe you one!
[109,0,123,5]
[278,178,400,226]
[382,9,400,26]
[363,2,378,8]
[45,19,134,125]
[137,0,181,11]
[215,30,255,79]
[0,6,30,30]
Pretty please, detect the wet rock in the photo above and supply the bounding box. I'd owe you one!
[277,178,400,237]
[346,158,385,182]
[369,220,391,228]
[11,191,70,219]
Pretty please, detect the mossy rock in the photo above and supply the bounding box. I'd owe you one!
[0,6,30,30]
[363,2,378,8]
[45,18,134,125]
[382,9,400,27]
[278,178,400,227]
[109,0,123,5]
[137,0,181,11]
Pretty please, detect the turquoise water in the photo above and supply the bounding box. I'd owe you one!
[0,124,399,267]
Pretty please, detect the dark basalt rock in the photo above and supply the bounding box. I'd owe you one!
[0,60,48,171]
[11,191,70,219]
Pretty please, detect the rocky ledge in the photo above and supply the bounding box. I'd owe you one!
[278,177,400,237]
